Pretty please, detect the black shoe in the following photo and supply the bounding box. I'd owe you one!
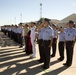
[51,54,55,57]
[19,46,23,48]
[58,58,64,61]
[37,60,43,63]
[63,63,67,65]
[42,66,49,69]
[63,63,71,67]
[37,60,40,62]
[40,61,43,63]
[29,56,36,59]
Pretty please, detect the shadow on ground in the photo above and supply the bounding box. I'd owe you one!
[0,47,69,75]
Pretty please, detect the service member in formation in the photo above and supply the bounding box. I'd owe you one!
[23,24,28,52]
[36,22,45,63]
[58,27,65,61]
[51,24,58,57]
[30,22,36,58]
[17,23,23,48]
[42,18,53,69]
[63,20,76,67]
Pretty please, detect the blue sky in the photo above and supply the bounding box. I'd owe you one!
[0,0,76,26]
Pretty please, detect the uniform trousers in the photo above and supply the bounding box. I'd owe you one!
[58,41,65,60]
[11,31,13,39]
[38,39,44,62]
[14,33,18,43]
[31,38,36,57]
[8,31,10,37]
[24,36,27,51]
[43,40,51,68]
[24,36,27,46]
[18,33,23,46]
[66,41,74,66]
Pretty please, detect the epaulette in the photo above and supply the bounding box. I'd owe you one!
[49,27,52,30]
[48,27,51,29]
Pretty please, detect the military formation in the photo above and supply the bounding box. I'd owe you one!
[1,19,76,69]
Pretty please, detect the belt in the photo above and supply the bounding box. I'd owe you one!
[59,41,64,42]
[43,40,50,41]
[38,39,43,40]
[66,41,73,42]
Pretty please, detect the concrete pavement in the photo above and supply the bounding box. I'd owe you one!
[0,32,76,75]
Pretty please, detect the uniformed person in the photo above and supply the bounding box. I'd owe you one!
[8,25,11,38]
[17,23,23,47]
[14,25,18,43]
[51,24,58,57]
[30,22,36,58]
[4,26,7,35]
[58,27,65,61]
[36,22,45,63]
[11,25,14,40]
[42,18,53,69]
[12,25,16,41]
[63,20,76,67]
[23,24,28,52]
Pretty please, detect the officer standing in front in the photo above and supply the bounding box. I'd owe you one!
[42,18,53,69]
[63,20,76,67]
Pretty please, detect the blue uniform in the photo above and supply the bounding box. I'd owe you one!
[42,26,53,40]
[58,31,65,61]
[38,28,45,63]
[38,28,44,39]
[59,32,65,42]
[42,26,53,69]
[53,29,58,38]
[64,28,76,41]
[17,27,22,34]
[64,28,76,66]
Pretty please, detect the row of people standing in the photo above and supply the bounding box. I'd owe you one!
[36,19,76,69]
[1,23,23,47]
[1,20,76,70]
[1,23,33,54]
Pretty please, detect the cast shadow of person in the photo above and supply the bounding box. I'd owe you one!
[42,59,69,75]
[43,65,69,75]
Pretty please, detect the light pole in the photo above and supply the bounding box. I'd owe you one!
[20,14,22,23]
[40,3,42,19]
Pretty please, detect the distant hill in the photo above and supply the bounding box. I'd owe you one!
[57,13,76,27]
[61,13,76,22]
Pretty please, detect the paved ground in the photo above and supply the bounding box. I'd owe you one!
[0,32,76,75]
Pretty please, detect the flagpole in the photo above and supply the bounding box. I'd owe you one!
[40,3,42,18]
